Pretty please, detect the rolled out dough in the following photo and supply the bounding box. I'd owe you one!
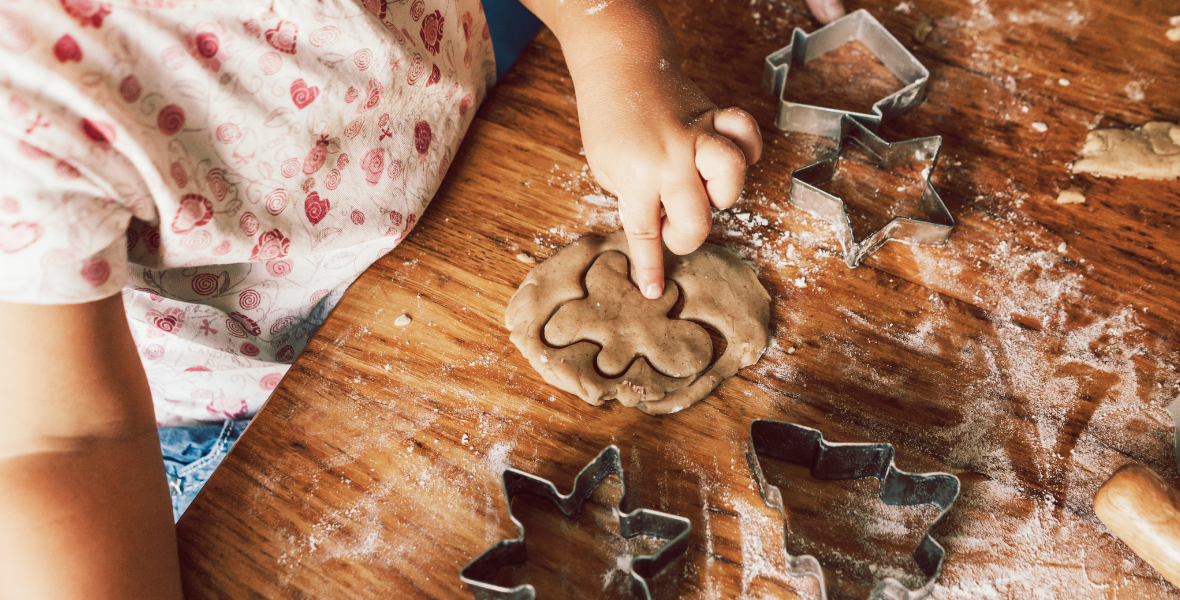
[505,231,770,415]
[1071,122,1180,180]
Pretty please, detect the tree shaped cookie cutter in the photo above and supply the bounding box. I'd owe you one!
[790,115,953,268]
[764,8,929,138]
[746,420,960,600]
[461,445,692,599]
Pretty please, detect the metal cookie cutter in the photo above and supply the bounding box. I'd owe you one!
[764,8,930,138]
[461,446,692,599]
[746,420,960,600]
[791,115,953,267]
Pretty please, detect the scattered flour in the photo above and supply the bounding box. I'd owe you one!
[284,18,1180,592]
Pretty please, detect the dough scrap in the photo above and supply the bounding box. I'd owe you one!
[505,231,770,415]
[912,15,934,44]
[1071,122,1180,180]
[1056,187,1085,204]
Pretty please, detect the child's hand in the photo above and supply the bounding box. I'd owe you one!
[522,0,844,298]
[572,58,761,299]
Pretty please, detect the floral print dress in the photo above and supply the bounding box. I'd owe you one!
[0,0,495,425]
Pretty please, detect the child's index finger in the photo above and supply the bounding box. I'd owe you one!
[619,191,666,300]
[628,233,665,300]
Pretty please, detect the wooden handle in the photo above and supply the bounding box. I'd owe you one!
[1094,463,1180,587]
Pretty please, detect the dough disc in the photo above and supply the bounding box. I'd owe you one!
[505,231,771,414]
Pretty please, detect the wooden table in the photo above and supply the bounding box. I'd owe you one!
[177,1,1180,598]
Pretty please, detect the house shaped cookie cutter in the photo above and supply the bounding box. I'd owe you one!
[764,8,930,138]
[746,420,960,600]
[461,445,691,599]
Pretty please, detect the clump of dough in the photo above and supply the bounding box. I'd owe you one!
[1071,122,1180,180]
[1167,16,1180,42]
[912,15,934,44]
[505,231,770,415]
[1056,187,1086,204]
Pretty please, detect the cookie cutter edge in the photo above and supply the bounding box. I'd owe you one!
[746,419,960,600]
[790,115,953,268]
[764,8,930,138]
[460,445,692,599]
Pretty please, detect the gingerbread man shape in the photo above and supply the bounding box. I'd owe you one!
[544,251,712,379]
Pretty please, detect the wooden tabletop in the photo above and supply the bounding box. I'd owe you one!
[176,1,1180,598]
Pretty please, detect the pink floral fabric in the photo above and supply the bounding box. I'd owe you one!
[0,0,495,425]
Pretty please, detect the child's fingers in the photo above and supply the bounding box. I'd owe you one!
[713,108,763,166]
[695,134,747,210]
[659,174,712,255]
[620,192,667,300]
[804,0,846,23]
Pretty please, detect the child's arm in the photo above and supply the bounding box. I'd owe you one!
[518,0,843,298]
[0,296,182,600]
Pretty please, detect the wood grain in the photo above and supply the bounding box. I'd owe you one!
[177,0,1180,598]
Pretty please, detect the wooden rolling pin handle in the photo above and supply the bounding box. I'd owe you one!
[1094,463,1180,588]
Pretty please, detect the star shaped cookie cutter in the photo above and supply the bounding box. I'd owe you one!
[790,115,953,268]
[746,420,960,600]
[460,445,692,599]
[764,8,930,138]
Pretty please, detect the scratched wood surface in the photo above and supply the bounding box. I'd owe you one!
[177,0,1180,598]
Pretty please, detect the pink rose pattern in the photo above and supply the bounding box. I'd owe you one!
[0,0,491,425]
[259,372,282,390]
[80,255,110,286]
[265,258,293,277]
[147,307,186,333]
[303,191,330,225]
[60,0,111,28]
[419,10,443,55]
[171,194,213,233]
[184,21,233,72]
[249,229,290,261]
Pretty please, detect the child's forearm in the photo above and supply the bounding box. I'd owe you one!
[0,434,183,599]
[520,0,696,124]
[0,297,182,600]
[519,0,679,78]
[516,0,761,299]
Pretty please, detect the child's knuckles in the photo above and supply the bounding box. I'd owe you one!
[713,109,763,164]
[664,238,698,256]
[715,107,757,132]
[717,106,755,126]
[625,222,663,241]
[698,136,746,178]
[622,159,668,185]
[665,228,709,255]
[666,211,710,243]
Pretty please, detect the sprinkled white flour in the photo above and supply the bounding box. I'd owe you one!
[527,101,1179,595]
[278,10,1180,592]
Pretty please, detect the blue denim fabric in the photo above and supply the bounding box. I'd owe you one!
[159,419,250,521]
[484,0,543,80]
